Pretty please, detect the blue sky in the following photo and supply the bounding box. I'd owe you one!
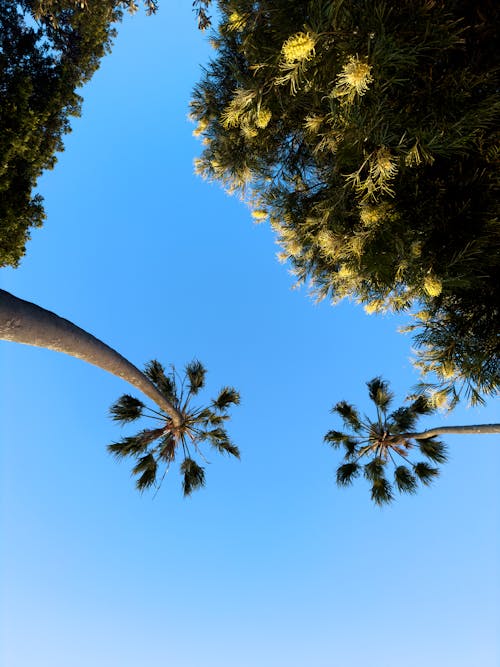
[1,3,499,666]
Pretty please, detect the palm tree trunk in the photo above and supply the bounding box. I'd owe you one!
[0,289,182,424]
[402,424,500,440]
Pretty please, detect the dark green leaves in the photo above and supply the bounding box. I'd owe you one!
[367,378,393,411]
[389,407,418,432]
[414,462,439,485]
[144,360,176,402]
[213,387,241,411]
[417,438,448,464]
[394,466,417,494]
[108,359,240,497]
[336,463,360,486]
[332,401,362,432]
[185,360,206,395]
[327,377,448,504]
[109,394,145,423]
[132,454,158,491]
[370,478,394,506]
[181,458,205,496]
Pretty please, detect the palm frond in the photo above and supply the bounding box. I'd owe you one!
[212,440,241,458]
[180,458,206,496]
[132,453,158,491]
[413,461,439,485]
[107,434,151,459]
[364,457,386,481]
[367,377,393,411]
[158,433,176,462]
[185,359,206,395]
[332,401,362,432]
[416,438,448,464]
[144,360,177,402]
[409,395,436,416]
[370,477,394,505]
[324,429,351,448]
[394,465,418,494]
[213,386,241,411]
[389,406,418,432]
[109,394,145,423]
[336,462,360,486]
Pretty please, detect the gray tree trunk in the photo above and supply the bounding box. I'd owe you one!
[400,424,500,440]
[0,289,182,424]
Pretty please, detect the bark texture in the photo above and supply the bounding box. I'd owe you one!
[0,289,181,423]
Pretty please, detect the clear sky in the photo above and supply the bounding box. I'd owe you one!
[1,4,499,666]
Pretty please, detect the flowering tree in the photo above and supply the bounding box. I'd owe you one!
[191,0,500,404]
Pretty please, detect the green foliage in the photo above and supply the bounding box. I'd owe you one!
[0,0,159,267]
[191,0,500,402]
[325,377,447,505]
[107,359,240,495]
[180,458,205,496]
[331,401,362,433]
[109,394,145,422]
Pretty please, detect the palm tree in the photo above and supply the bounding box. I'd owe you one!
[325,377,500,505]
[108,360,240,495]
[1,289,240,494]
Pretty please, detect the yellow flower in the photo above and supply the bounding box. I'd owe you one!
[439,361,456,380]
[281,32,316,63]
[423,275,442,297]
[317,230,337,257]
[304,115,324,133]
[255,108,272,129]
[240,121,258,139]
[359,205,383,226]
[364,299,385,314]
[227,11,246,31]
[430,390,449,409]
[251,209,268,222]
[411,241,422,257]
[337,264,354,279]
[334,55,373,102]
[414,309,431,322]
[370,147,398,183]
[192,118,208,137]
[221,89,256,128]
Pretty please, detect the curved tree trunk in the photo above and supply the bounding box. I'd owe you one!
[0,289,182,425]
[401,424,500,440]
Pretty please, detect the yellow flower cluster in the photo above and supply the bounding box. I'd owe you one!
[227,11,246,31]
[430,390,449,409]
[334,55,373,102]
[371,147,398,182]
[423,275,442,297]
[281,32,316,63]
[359,204,384,226]
[255,108,272,129]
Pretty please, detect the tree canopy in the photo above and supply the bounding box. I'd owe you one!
[0,0,158,268]
[190,0,500,404]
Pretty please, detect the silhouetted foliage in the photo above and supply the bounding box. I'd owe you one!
[108,359,240,495]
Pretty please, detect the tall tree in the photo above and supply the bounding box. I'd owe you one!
[190,0,500,403]
[325,377,500,505]
[0,289,240,494]
[0,0,158,268]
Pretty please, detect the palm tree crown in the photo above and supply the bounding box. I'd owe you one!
[108,359,240,495]
[325,378,447,505]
